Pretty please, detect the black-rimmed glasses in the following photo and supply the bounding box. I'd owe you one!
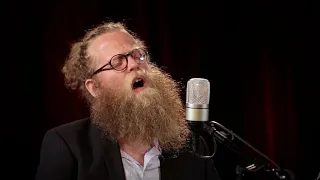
[91,48,148,77]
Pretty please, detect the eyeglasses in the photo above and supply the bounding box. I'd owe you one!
[91,48,148,77]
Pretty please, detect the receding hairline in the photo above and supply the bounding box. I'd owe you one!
[86,29,145,71]
[85,29,131,68]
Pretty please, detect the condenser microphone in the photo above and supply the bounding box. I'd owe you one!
[185,79,295,179]
[185,78,214,158]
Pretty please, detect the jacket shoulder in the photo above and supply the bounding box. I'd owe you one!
[48,117,91,133]
[46,117,96,142]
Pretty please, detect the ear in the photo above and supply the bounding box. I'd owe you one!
[85,79,98,97]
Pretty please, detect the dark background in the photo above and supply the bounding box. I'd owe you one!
[4,0,319,179]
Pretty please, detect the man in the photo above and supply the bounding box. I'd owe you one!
[35,21,221,180]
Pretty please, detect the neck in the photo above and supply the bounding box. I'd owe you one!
[119,139,151,166]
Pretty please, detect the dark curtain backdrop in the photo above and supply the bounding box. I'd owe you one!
[5,0,319,179]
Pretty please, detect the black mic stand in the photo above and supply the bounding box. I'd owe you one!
[187,121,295,180]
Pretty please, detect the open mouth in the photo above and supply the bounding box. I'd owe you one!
[132,77,146,91]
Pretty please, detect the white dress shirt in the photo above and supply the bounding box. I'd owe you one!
[120,140,161,180]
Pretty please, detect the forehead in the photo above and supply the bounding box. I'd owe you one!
[89,30,137,64]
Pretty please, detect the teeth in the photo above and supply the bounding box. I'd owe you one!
[135,78,142,82]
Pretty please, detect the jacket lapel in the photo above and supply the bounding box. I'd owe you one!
[159,151,185,180]
[91,124,126,180]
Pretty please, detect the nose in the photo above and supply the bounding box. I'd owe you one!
[126,56,140,72]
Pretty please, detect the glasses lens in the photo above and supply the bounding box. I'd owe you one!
[131,49,147,63]
[111,54,127,71]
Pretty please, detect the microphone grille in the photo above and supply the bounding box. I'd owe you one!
[186,78,210,105]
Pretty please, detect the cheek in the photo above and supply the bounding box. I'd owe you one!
[141,63,149,69]
[99,73,126,88]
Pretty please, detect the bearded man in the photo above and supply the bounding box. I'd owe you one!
[35,21,221,180]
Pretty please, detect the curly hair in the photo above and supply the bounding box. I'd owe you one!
[61,21,146,104]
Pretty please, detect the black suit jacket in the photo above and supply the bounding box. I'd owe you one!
[35,118,221,180]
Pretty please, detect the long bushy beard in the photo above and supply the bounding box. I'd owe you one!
[90,65,190,151]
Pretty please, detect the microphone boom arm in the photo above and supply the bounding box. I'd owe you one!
[191,120,295,180]
[208,121,280,169]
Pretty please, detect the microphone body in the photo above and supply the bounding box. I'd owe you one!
[186,104,209,122]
